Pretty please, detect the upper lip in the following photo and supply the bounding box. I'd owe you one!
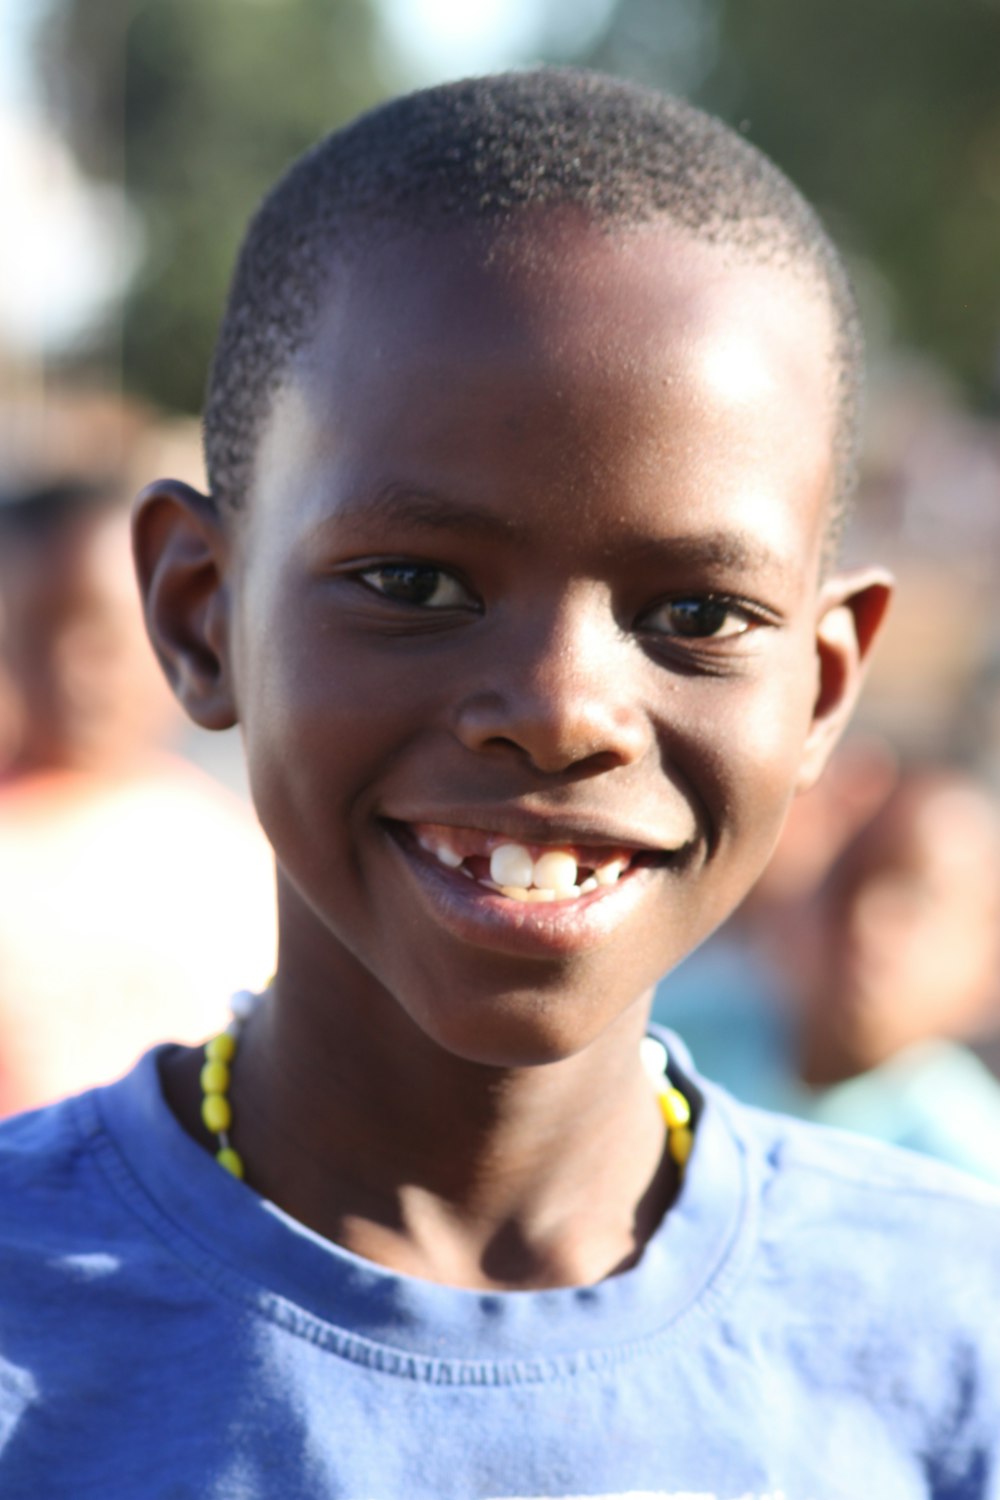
[382,809,696,853]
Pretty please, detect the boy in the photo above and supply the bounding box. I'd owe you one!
[1,68,997,1498]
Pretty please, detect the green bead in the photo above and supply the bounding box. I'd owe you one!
[205,1032,236,1063]
[200,1059,230,1095]
[202,1093,232,1134]
[216,1147,244,1179]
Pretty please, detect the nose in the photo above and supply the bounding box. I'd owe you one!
[451,595,652,775]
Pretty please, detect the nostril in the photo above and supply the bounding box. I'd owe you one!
[452,671,651,773]
[480,736,628,778]
[483,735,527,756]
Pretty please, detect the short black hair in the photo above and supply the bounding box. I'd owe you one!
[204,67,863,546]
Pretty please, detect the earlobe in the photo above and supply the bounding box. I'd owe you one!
[132,480,238,731]
[796,568,894,792]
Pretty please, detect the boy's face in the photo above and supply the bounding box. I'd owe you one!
[138,213,888,1066]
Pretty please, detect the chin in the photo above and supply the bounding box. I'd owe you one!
[405,988,625,1071]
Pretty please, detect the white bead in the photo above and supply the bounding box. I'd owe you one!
[229,988,259,1021]
[490,843,534,888]
[640,1035,669,1082]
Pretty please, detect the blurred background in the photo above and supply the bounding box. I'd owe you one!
[3,1,1000,1158]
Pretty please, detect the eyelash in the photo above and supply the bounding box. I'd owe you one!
[356,563,478,611]
[353,562,769,644]
[638,595,767,642]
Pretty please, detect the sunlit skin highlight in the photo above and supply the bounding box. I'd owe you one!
[135,215,890,1289]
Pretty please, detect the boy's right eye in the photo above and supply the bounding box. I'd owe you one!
[356,563,476,610]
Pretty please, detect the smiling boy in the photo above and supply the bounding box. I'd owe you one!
[1,69,998,1499]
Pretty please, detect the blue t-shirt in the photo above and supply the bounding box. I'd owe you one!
[1,1039,999,1499]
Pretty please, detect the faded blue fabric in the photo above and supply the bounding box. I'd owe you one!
[1,1038,999,1500]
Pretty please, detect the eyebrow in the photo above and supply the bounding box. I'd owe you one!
[320,482,790,577]
[328,484,528,544]
[615,531,790,577]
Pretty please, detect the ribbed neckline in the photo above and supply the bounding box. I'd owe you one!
[87,1029,754,1378]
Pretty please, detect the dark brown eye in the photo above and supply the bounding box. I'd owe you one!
[646,597,752,639]
[359,564,473,609]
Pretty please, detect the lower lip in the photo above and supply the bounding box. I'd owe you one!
[384,825,662,959]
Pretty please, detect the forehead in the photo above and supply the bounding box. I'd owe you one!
[250,214,837,568]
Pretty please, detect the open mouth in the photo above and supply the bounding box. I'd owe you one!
[392,821,678,905]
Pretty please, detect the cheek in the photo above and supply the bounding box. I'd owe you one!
[669,652,820,872]
[234,601,440,878]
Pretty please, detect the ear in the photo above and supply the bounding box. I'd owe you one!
[795,568,893,793]
[132,480,237,730]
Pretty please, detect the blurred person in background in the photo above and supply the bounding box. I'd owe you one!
[657,762,1000,1183]
[0,471,276,1115]
[779,766,1000,1177]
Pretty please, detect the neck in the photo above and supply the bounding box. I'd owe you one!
[173,976,677,1291]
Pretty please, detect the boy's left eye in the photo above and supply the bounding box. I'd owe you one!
[357,563,476,610]
[641,596,759,640]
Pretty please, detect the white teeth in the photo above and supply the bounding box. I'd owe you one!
[532,850,578,893]
[427,832,631,902]
[419,833,464,868]
[490,844,535,888]
[492,845,582,898]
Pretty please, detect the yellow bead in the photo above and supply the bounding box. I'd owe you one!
[659,1086,691,1129]
[668,1125,694,1167]
[216,1147,244,1179]
[202,1092,232,1134]
[205,1032,236,1063]
[200,1059,231,1095]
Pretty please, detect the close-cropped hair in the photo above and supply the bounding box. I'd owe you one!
[204,67,863,545]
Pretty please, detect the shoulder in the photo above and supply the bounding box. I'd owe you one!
[0,1087,124,1261]
[737,1082,1000,1200]
[725,1082,1000,1235]
[699,1085,1000,1459]
[0,1051,187,1274]
[713,1082,1000,1335]
[661,1025,998,1313]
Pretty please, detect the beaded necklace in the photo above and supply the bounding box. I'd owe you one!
[201,990,695,1182]
[200,988,258,1179]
